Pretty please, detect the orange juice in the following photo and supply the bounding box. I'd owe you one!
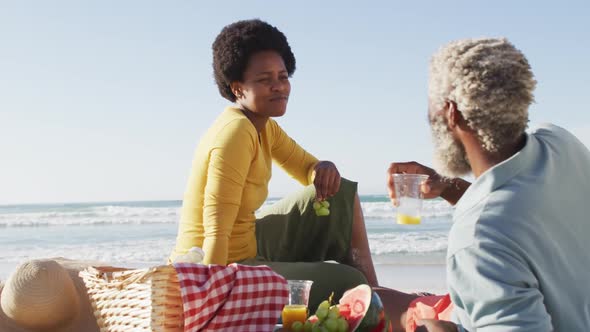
[397,214,421,225]
[281,304,308,330]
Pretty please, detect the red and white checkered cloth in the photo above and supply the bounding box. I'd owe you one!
[173,263,289,332]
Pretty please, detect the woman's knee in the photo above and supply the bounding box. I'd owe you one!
[316,262,368,287]
[334,263,368,285]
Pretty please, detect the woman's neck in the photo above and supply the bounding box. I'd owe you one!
[236,104,268,133]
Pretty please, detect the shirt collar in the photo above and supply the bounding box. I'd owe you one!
[454,132,540,218]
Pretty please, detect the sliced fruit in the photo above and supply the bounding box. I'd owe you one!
[337,284,391,332]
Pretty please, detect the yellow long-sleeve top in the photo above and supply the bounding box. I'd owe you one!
[172,106,319,265]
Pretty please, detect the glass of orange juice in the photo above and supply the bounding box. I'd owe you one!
[282,280,313,330]
[393,174,429,225]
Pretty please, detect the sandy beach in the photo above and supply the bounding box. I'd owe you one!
[0,262,14,283]
[0,198,452,296]
[1,260,446,295]
[376,263,447,294]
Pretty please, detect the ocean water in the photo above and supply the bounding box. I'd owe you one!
[0,196,454,279]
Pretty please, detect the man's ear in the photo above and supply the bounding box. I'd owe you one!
[446,100,461,129]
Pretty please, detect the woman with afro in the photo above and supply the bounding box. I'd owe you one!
[170,20,417,321]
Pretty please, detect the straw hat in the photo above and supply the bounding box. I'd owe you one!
[0,258,101,332]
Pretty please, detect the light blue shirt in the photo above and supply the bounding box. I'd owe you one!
[447,123,590,331]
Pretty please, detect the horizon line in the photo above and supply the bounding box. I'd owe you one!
[0,193,392,208]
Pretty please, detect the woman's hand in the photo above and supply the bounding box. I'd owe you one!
[313,161,341,201]
[386,161,448,205]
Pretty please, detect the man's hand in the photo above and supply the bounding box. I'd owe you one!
[415,319,459,332]
[313,161,341,201]
[387,161,448,205]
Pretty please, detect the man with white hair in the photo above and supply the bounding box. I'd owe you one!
[388,38,590,331]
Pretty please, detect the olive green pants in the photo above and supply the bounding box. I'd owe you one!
[240,179,368,312]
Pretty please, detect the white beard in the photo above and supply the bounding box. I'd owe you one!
[430,115,472,177]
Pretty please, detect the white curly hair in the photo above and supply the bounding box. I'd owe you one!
[428,38,537,153]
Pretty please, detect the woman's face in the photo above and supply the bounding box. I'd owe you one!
[232,50,291,117]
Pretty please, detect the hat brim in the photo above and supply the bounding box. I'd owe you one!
[0,258,109,332]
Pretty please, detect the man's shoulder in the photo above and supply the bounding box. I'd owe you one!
[529,123,584,148]
[529,123,590,176]
[448,192,526,258]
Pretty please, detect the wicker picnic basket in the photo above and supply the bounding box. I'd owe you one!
[80,265,184,332]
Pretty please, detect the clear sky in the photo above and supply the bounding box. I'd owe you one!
[1,1,589,204]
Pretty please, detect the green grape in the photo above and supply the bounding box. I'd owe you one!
[316,307,329,321]
[292,321,304,332]
[313,201,322,210]
[328,306,340,319]
[303,320,313,332]
[316,207,330,216]
[320,326,329,332]
[318,300,330,310]
[337,317,349,332]
[311,321,322,332]
[321,200,330,208]
[324,318,339,332]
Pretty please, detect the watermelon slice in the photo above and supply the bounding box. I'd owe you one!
[337,284,391,332]
[338,284,372,330]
